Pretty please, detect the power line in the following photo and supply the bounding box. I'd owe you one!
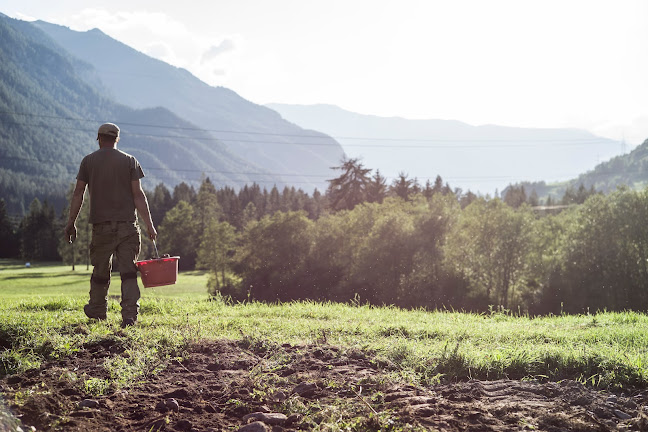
[0,110,622,148]
[1,156,332,178]
[5,155,628,184]
[0,118,618,149]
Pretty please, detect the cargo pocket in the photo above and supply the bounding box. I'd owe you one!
[89,241,96,266]
[90,230,113,268]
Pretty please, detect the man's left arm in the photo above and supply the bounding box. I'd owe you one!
[132,179,157,241]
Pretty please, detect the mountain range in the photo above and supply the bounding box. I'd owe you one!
[32,21,344,192]
[267,103,629,196]
[2,11,646,216]
[0,14,345,214]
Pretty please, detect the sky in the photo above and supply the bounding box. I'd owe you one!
[4,0,648,146]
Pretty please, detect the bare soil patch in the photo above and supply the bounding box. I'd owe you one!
[2,340,648,431]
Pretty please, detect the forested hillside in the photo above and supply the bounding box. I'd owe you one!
[0,14,274,215]
[33,21,346,192]
[513,138,648,201]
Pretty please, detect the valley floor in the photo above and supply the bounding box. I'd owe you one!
[2,261,648,431]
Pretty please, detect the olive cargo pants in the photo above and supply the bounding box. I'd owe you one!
[86,221,141,321]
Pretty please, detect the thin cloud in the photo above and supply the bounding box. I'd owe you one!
[201,39,235,64]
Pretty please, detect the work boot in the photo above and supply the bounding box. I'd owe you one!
[84,304,107,321]
[121,317,137,328]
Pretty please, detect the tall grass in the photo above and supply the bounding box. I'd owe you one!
[1,260,648,390]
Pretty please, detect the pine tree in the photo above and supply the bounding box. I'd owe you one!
[390,172,414,201]
[149,183,173,227]
[0,199,19,258]
[172,182,196,205]
[432,175,444,195]
[268,185,281,215]
[196,177,222,235]
[326,158,371,211]
[528,189,540,207]
[503,185,527,208]
[20,198,60,261]
[366,170,387,203]
[546,195,554,206]
[58,186,91,270]
[423,179,434,200]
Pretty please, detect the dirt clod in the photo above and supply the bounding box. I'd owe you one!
[292,382,317,397]
[173,419,192,431]
[155,400,169,412]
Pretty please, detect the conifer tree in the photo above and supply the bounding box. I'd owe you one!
[172,182,196,205]
[326,157,371,211]
[366,170,387,203]
[196,177,222,234]
[390,172,414,201]
[149,183,173,227]
[0,199,19,258]
[21,198,59,261]
[58,186,90,269]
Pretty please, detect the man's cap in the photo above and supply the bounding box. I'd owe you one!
[97,123,120,139]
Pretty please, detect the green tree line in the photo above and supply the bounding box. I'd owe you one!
[227,184,648,315]
[2,158,646,315]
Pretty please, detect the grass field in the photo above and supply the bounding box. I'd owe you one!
[2,258,648,392]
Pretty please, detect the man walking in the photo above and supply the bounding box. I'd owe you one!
[64,123,157,327]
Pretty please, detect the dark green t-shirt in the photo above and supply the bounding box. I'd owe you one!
[76,148,145,224]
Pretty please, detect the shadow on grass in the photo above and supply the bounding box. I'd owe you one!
[179,270,209,276]
[0,259,66,270]
[1,273,87,281]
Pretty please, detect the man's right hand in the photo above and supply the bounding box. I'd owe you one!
[64,223,77,244]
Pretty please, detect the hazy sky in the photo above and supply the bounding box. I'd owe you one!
[4,0,648,145]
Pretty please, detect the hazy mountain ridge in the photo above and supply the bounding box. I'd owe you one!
[267,103,625,195]
[0,14,272,214]
[33,21,345,190]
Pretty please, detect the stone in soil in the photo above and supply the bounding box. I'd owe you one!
[237,421,269,432]
[166,398,180,411]
[78,399,100,409]
[292,382,317,397]
[242,412,288,425]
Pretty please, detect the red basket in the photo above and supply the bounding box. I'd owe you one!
[136,256,180,288]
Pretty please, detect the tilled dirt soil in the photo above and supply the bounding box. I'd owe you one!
[2,339,648,431]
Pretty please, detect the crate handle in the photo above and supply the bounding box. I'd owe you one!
[153,240,160,259]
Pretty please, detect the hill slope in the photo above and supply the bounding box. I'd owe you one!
[267,103,624,194]
[33,21,345,192]
[0,14,270,214]
[577,139,648,191]
[515,138,648,200]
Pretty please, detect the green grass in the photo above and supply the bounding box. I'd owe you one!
[0,259,207,299]
[2,258,648,392]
